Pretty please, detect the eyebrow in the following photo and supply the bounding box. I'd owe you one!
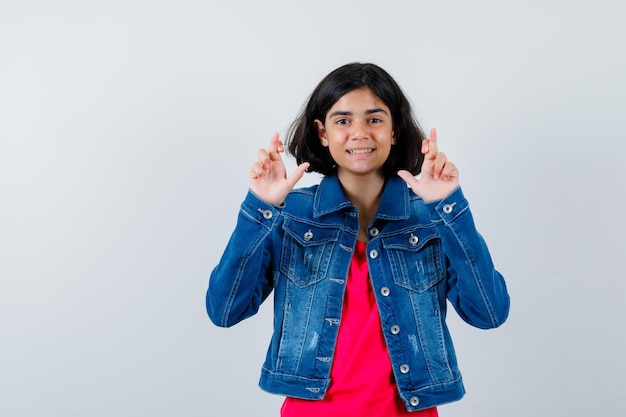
[328,108,389,118]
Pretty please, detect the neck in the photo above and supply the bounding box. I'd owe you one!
[337,171,385,241]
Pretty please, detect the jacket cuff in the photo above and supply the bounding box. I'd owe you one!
[425,187,469,224]
[240,190,283,228]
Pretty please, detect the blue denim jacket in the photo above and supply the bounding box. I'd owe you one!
[207,175,509,411]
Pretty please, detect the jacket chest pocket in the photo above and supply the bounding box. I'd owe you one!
[279,218,340,288]
[382,228,444,292]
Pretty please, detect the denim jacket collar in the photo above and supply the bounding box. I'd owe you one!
[313,174,410,221]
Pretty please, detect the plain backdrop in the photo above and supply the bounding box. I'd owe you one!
[1,1,625,416]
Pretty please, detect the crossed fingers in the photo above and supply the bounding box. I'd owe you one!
[422,128,457,181]
[250,133,284,179]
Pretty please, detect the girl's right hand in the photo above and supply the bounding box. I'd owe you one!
[249,133,310,206]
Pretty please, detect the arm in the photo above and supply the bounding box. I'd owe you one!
[206,191,280,327]
[427,188,510,328]
[398,128,509,328]
[206,133,309,327]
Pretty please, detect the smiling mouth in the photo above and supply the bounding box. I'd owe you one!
[347,149,374,154]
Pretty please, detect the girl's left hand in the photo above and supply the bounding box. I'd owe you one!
[398,128,459,203]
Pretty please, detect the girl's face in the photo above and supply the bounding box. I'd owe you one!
[315,87,395,181]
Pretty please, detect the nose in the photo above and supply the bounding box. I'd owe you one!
[350,120,369,140]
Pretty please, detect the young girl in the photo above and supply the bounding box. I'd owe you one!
[206,63,510,416]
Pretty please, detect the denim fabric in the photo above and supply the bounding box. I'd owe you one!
[206,175,510,412]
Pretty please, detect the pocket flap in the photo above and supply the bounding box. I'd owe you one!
[282,218,340,246]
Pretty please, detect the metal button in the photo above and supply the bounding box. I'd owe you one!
[400,364,410,373]
[261,209,273,219]
[443,204,454,214]
[409,397,420,406]
[380,287,390,297]
[409,235,419,246]
[369,249,378,259]
[390,325,400,335]
[304,230,313,241]
[369,227,379,237]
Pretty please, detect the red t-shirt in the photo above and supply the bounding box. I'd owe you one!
[281,241,438,417]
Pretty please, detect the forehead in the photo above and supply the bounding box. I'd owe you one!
[328,87,390,113]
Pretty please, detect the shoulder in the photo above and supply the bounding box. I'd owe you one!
[287,183,318,199]
[283,184,318,211]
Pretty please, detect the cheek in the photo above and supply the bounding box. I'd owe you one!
[327,143,343,159]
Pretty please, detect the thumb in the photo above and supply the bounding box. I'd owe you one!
[397,169,418,189]
[285,162,310,189]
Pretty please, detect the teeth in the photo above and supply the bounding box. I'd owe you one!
[349,149,373,154]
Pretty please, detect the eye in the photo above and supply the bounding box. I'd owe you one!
[335,118,350,125]
[369,117,382,124]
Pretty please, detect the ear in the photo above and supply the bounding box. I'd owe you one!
[391,128,397,145]
[314,119,328,147]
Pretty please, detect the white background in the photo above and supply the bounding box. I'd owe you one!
[1,1,625,416]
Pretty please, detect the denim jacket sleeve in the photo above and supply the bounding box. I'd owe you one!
[206,190,279,327]
[426,187,510,329]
